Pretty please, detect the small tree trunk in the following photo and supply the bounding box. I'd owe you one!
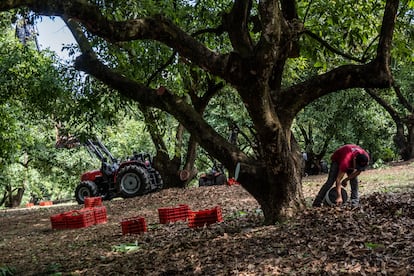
[394,117,414,161]
[12,188,25,207]
[181,135,199,186]
[154,124,199,188]
[5,187,25,208]
[406,120,414,160]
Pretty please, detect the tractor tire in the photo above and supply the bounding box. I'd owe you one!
[75,181,98,204]
[117,165,150,198]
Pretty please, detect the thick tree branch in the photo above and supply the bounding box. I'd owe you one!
[62,16,95,58]
[256,0,285,61]
[365,87,413,160]
[0,0,231,80]
[276,0,399,123]
[280,0,298,20]
[376,0,399,68]
[277,61,393,122]
[222,0,254,57]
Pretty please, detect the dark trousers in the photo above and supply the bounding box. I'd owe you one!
[312,162,359,206]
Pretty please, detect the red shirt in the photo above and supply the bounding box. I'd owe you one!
[331,144,369,172]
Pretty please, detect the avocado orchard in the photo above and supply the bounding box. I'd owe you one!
[0,0,405,223]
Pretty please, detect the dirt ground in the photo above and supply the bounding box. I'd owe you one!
[1,161,413,275]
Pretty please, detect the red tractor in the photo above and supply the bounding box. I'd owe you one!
[75,139,163,204]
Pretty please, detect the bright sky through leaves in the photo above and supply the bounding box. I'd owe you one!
[36,16,76,60]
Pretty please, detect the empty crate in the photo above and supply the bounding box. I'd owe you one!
[64,209,95,229]
[188,206,223,228]
[158,204,190,224]
[89,206,107,224]
[84,196,102,208]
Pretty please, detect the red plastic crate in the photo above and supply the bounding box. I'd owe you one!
[227,178,240,186]
[84,196,102,208]
[158,204,189,224]
[121,216,147,235]
[65,209,95,229]
[188,206,223,228]
[91,206,107,224]
[50,213,68,230]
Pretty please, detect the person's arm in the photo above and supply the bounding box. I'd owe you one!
[341,157,361,186]
[341,170,361,186]
[335,171,346,205]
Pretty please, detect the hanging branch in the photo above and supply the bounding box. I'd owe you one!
[393,84,414,112]
[365,88,402,123]
[303,30,366,63]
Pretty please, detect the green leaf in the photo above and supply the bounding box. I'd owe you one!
[112,242,141,253]
[364,242,383,250]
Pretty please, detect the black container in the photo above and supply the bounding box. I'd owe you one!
[324,187,348,206]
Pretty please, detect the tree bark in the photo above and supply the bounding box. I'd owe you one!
[238,133,305,224]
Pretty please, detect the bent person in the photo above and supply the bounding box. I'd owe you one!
[312,144,369,207]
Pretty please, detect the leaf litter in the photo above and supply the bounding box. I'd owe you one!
[0,163,413,275]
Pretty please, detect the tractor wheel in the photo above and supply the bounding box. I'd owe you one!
[117,165,150,198]
[75,181,98,204]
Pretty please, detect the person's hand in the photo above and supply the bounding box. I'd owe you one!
[341,179,348,187]
[336,196,343,206]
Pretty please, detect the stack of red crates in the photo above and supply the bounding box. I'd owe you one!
[50,212,70,230]
[90,205,108,224]
[84,196,103,208]
[64,209,96,229]
[50,196,107,230]
[120,216,147,235]
[84,196,107,225]
[51,209,96,229]
[158,204,190,224]
[188,206,223,228]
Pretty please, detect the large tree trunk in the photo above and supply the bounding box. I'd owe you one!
[244,169,304,225]
[238,131,305,224]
